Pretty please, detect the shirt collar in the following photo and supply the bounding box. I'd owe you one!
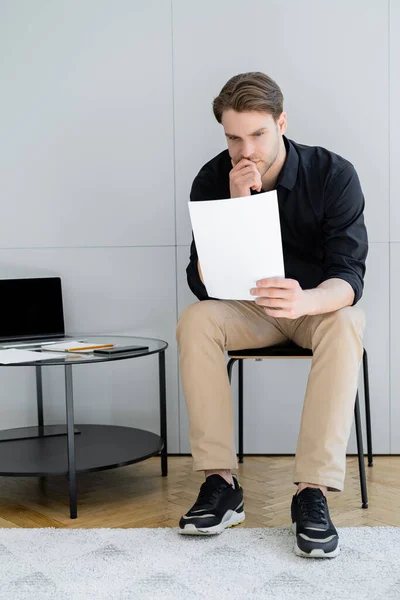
[276,135,299,191]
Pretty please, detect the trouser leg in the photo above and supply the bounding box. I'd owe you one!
[290,306,366,491]
[176,299,288,471]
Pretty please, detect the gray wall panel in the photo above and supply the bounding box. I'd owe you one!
[390,243,400,452]
[390,0,400,240]
[0,1,174,248]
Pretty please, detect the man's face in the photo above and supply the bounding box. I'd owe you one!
[221,110,287,178]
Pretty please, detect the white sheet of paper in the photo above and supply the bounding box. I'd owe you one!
[0,349,64,364]
[41,341,95,352]
[188,190,285,300]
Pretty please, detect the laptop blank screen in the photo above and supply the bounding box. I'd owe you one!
[0,277,65,341]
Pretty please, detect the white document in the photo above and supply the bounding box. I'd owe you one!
[43,341,110,353]
[188,190,285,300]
[41,341,88,352]
[0,349,66,364]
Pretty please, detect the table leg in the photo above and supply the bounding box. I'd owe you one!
[36,366,44,436]
[159,350,168,476]
[65,365,77,518]
[36,365,46,490]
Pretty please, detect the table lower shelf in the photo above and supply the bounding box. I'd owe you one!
[0,424,163,476]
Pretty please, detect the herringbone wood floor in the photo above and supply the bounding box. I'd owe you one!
[0,456,399,528]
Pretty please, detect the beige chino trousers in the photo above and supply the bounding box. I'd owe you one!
[176,299,365,492]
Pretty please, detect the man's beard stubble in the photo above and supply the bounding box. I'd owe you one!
[259,138,281,178]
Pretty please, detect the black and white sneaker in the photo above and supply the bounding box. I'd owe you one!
[291,488,339,558]
[179,474,245,535]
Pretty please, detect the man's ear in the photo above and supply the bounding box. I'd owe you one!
[277,112,287,135]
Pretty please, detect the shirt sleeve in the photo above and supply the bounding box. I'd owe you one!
[186,233,210,300]
[322,164,368,305]
[186,169,219,301]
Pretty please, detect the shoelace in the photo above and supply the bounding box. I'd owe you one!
[298,492,328,524]
[193,479,230,510]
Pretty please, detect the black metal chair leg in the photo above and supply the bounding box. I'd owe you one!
[363,349,373,467]
[354,391,368,509]
[227,358,243,463]
[238,360,244,464]
[227,358,236,384]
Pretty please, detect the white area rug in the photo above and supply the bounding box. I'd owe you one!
[0,527,399,599]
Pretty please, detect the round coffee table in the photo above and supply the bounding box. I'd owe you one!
[0,334,168,518]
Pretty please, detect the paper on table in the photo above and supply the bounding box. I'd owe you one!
[40,341,109,353]
[39,340,83,351]
[188,190,285,300]
[0,349,66,364]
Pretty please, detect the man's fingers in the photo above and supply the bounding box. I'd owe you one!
[232,158,254,166]
[231,165,258,177]
[251,286,291,298]
[231,159,258,172]
[238,172,260,183]
[267,287,292,298]
[233,175,261,192]
[234,171,258,182]
[256,277,298,289]
[255,297,289,308]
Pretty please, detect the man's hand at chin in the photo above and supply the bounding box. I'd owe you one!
[250,277,314,319]
[230,158,262,198]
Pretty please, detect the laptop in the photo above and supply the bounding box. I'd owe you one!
[0,276,71,345]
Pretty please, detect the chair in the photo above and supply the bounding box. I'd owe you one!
[227,342,372,508]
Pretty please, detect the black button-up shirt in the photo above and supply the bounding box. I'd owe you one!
[187,135,368,305]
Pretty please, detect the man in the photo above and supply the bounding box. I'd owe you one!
[176,72,368,558]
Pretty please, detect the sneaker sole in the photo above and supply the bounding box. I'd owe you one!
[291,522,340,558]
[179,510,245,535]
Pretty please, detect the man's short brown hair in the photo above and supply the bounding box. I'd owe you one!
[212,72,284,123]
